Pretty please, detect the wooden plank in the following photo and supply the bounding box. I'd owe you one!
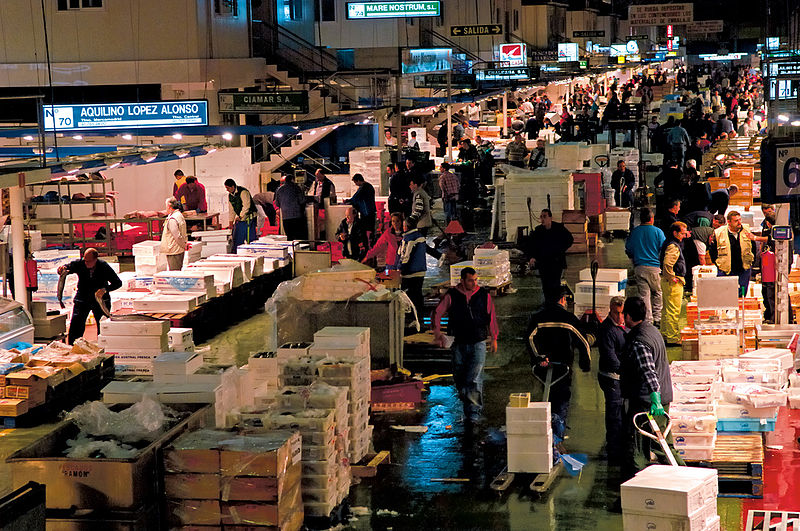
[351,450,391,478]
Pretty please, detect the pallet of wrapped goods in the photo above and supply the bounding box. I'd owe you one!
[299,269,376,301]
[153,271,216,299]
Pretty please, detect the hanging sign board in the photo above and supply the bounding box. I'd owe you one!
[413,74,474,89]
[218,92,309,114]
[401,48,452,74]
[761,138,800,202]
[346,1,440,19]
[42,100,208,131]
[476,67,532,81]
[628,3,693,26]
[686,20,723,34]
[496,43,527,66]
[451,24,502,37]
[573,30,605,38]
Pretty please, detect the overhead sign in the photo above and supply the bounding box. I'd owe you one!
[413,73,474,89]
[700,52,748,62]
[769,78,800,101]
[218,92,309,114]
[628,3,693,26]
[451,24,502,37]
[476,67,531,81]
[761,138,800,202]
[496,43,527,66]
[346,1,440,18]
[42,100,208,132]
[686,20,723,34]
[402,48,452,74]
[530,50,558,62]
[558,43,579,62]
[772,61,800,77]
[573,30,604,38]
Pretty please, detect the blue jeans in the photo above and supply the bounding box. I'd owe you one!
[443,198,458,223]
[232,219,257,253]
[598,374,623,462]
[452,341,486,422]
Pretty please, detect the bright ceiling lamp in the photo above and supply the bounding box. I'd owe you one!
[72,135,83,140]
[273,132,284,138]
[204,145,217,154]
[122,134,133,140]
[63,162,82,173]
[792,121,800,127]
[778,114,789,122]
[174,148,190,158]
[172,133,183,140]
[104,157,122,169]
[23,135,34,141]
[222,132,234,141]
[142,150,158,162]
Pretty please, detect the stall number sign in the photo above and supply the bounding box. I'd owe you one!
[43,100,208,131]
[628,3,693,26]
[218,92,309,114]
[497,43,527,67]
[775,145,800,198]
[346,1,440,19]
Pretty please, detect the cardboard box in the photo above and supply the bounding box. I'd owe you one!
[164,430,230,473]
[221,481,302,526]
[99,318,170,337]
[221,461,301,502]
[0,398,28,416]
[169,499,221,526]
[219,431,302,478]
[165,473,221,500]
[508,393,530,407]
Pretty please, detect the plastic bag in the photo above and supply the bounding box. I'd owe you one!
[64,433,138,459]
[66,395,171,443]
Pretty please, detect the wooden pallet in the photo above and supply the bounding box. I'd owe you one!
[685,433,764,498]
[351,450,391,478]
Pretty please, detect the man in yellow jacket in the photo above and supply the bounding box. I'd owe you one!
[709,211,757,296]
[660,221,689,345]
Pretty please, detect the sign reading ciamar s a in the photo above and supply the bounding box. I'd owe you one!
[218,92,309,114]
[43,100,207,131]
[346,1,440,19]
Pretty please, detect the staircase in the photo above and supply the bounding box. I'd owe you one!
[261,64,336,123]
[259,121,348,175]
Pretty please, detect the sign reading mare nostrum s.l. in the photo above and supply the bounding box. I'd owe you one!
[218,92,309,114]
[346,1,440,19]
[42,100,208,131]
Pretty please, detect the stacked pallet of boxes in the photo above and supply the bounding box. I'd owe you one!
[497,168,574,242]
[573,268,627,321]
[349,148,389,195]
[32,250,80,311]
[98,318,169,376]
[299,269,376,301]
[194,229,231,258]
[505,393,552,474]
[164,429,303,529]
[728,167,755,209]
[310,327,373,463]
[449,250,511,288]
[621,465,720,531]
[669,361,721,462]
[562,210,589,254]
[132,241,166,275]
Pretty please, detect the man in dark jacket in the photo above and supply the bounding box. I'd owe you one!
[620,296,684,484]
[335,207,369,261]
[523,209,574,303]
[527,287,591,441]
[610,160,635,207]
[598,296,627,464]
[348,173,377,235]
[653,161,682,219]
[58,248,122,344]
[710,184,738,215]
[432,267,499,427]
[274,174,307,241]
[387,163,411,216]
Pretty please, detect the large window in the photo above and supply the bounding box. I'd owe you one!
[57,0,103,10]
[214,0,238,16]
[283,0,302,21]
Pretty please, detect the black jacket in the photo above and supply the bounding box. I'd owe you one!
[526,303,590,371]
[524,222,574,269]
[598,316,627,375]
[65,259,122,304]
[620,321,673,404]
[335,218,369,260]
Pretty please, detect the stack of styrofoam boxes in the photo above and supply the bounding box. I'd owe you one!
[621,465,720,531]
[669,361,721,462]
[311,326,372,463]
[691,265,718,298]
[299,269,377,301]
[450,253,511,288]
[31,250,81,311]
[132,240,166,275]
[349,147,389,196]
[573,268,627,321]
[205,254,267,279]
[244,351,281,409]
[698,334,740,360]
[789,372,800,409]
[185,240,204,265]
[237,242,289,267]
[99,318,170,376]
[276,382,351,517]
[163,429,304,530]
[153,271,216,300]
[185,260,244,294]
[132,290,207,314]
[498,170,574,242]
[604,208,631,231]
[716,356,788,433]
[506,393,552,474]
[168,327,195,352]
[194,230,231,258]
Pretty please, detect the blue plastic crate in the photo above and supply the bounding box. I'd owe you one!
[716,416,777,432]
[618,279,628,291]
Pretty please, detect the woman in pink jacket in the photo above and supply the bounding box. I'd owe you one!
[362,213,403,270]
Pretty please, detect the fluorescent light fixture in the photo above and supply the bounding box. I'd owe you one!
[22,135,34,141]
[122,134,133,140]
[63,162,82,173]
[362,119,370,124]
[273,133,284,138]
[174,148,190,158]
[309,130,317,135]
[72,135,83,140]
[142,151,158,162]
[792,121,800,127]
[222,132,233,141]
[778,114,789,122]
[104,157,122,169]
[172,133,183,140]
[204,145,217,154]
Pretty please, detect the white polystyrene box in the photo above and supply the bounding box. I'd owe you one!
[168,328,194,348]
[506,402,550,422]
[106,348,163,362]
[740,348,794,371]
[153,272,215,299]
[98,334,169,352]
[313,327,370,348]
[196,259,252,281]
[132,240,161,257]
[506,433,552,454]
[507,449,553,474]
[578,268,627,283]
[622,499,719,531]
[99,318,170,337]
[152,351,204,376]
[132,294,202,313]
[622,465,718,516]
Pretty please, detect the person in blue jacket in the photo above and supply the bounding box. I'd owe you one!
[625,208,666,326]
[396,217,428,324]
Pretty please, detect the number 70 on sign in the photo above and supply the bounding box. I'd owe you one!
[42,106,74,129]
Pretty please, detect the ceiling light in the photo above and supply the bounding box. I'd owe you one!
[273,133,284,138]
[309,130,317,135]
[778,114,789,122]
[792,121,800,127]
[142,151,158,162]
[22,135,34,141]
[362,119,370,124]
[104,157,122,169]
[174,148,190,158]
[122,134,133,140]
[72,135,83,140]
[63,162,82,173]
[222,132,233,141]
[204,145,217,154]
[172,133,183,140]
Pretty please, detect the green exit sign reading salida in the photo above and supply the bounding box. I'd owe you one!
[346,1,441,19]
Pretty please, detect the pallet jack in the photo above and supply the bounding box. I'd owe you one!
[490,322,591,495]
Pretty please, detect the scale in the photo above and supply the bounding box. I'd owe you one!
[772,225,793,326]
